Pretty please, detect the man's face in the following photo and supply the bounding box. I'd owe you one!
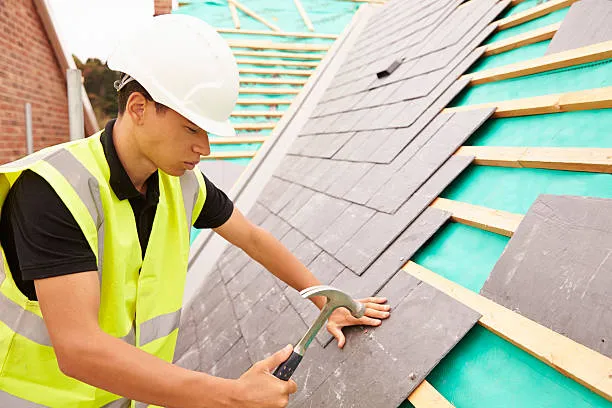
[139,101,210,177]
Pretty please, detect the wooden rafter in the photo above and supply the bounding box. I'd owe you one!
[443,87,612,117]
[227,0,281,32]
[240,77,307,86]
[237,58,319,67]
[484,22,560,56]
[294,0,314,32]
[466,40,612,85]
[496,0,579,31]
[430,197,523,237]
[236,98,293,105]
[209,136,267,145]
[228,1,240,29]
[239,67,312,76]
[234,50,324,60]
[201,150,258,160]
[217,27,337,39]
[239,87,300,95]
[403,261,612,401]
[408,380,455,408]
[228,40,330,52]
[455,146,612,173]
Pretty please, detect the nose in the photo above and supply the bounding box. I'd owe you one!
[193,133,211,156]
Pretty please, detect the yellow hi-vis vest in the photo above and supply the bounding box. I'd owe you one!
[0,132,206,407]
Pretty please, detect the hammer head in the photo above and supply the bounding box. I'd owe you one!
[300,285,365,318]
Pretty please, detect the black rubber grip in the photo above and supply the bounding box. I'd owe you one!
[273,351,303,381]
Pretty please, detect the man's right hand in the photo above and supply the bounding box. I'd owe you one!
[235,344,298,408]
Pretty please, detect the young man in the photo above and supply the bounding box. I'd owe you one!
[0,14,390,407]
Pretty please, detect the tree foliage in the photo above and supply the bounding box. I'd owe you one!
[74,55,120,126]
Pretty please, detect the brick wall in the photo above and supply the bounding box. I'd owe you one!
[154,0,173,16]
[0,0,70,164]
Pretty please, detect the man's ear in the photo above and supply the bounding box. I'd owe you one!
[126,92,147,124]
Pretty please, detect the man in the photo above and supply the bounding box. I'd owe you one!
[0,14,390,407]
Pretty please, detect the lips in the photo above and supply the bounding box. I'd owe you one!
[184,161,199,169]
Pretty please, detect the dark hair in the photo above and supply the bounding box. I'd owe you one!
[117,74,167,115]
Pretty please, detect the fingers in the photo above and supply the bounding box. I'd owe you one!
[359,297,388,304]
[358,316,383,327]
[365,302,391,312]
[364,308,390,319]
[287,380,298,394]
[261,344,293,372]
[328,325,346,348]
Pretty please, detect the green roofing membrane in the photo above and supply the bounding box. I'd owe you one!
[452,58,612,106]
[484,6,569,44]
[467,39,550,73]
[174,0,357,35]
[467,109,612,147]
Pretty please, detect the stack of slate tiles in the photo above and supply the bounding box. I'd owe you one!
[175,0,513,406]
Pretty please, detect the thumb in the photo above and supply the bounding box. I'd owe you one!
[261,344,293,372]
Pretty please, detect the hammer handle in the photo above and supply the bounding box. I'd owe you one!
[273,351,303,381]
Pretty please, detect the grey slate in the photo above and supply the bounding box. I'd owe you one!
[266,181,305,214]
[368,107,495,213]
[301,132,355,159]
[335,155,474,275]
[343,164,396,205]
[317,203,376,255]
[308,251,347,285]
[480,195,612,357]
[232,269,277,320]
[330,207,451,297]
[209,338,253,379]
[239,285,290,343]
[295,279,480,408]
[259,213,292,240]
[289,192,351,240]
[546,0,612,55]
[326,162,374,199]
[292,238,323,267]
[226,260,265,299]
[278,186,315,220]
[218,246,251,283]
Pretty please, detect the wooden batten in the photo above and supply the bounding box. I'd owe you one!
[239,67,313,76]
[408,380,455,408]
[240,77,307,86]
[228,40,330,52]
[231,110,284,117]
[209,136,267,145]
[239,87,300,95]
[237,58,320,67]
[495,0,579,31]
[466,40,612,85]
[443,87,612,117]
[430,197,523,237]
[236,98,293,105]
[234,50,324,60]
[201,150,258,160]
[484,23,561,56]
[233,122,277,130]
[216,27,337,39]
[455,146,612,173]
[403,261,612,401]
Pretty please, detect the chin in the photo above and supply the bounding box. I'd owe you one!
[163,167,187,177]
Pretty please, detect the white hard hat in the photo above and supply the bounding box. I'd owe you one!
[107,14,239,137]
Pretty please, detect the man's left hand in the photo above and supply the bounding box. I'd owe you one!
[326,297,391,348]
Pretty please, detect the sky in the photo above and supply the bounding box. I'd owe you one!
[47,0,177,62]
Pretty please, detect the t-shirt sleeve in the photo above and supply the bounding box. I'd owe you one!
[5,170,98,280]
[193,172,234,229]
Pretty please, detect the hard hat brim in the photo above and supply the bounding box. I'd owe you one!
[174,105,236,137]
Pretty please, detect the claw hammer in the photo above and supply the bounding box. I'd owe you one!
[273,285,365,381]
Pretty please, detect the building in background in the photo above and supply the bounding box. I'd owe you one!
[0,0,98,164]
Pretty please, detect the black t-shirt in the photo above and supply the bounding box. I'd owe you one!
[0,120,234,300]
